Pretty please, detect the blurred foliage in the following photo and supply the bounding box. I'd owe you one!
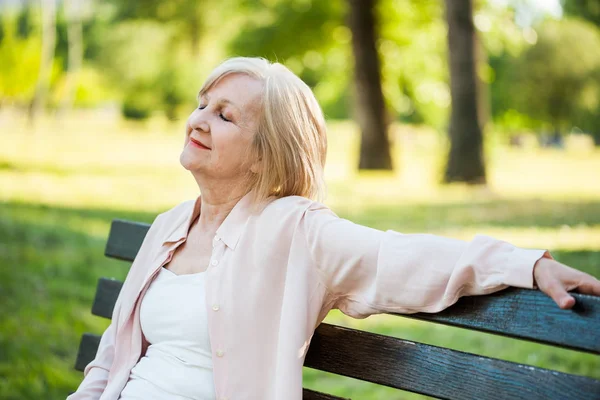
[228,0,351,118]
[492,18,600,140]
[0,0,598,136]
[563,0,600,26]
[16,2,33,38]
[0,15,42,104]
[378,0,447,126]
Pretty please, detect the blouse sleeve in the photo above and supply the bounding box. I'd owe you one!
[66,316,118,399]
[67,214,165,399]
[301,202,547,318]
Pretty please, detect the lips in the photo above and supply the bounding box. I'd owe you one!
[189,137,211,150]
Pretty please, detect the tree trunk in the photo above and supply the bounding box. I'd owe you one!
[190,16,201,56]
[443,0,486,183]
[59,0,83,114]
[348,0,393,170]
[29,0,57,124]
[474,33,490,130]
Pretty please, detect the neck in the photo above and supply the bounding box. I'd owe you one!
[193,173,250,231]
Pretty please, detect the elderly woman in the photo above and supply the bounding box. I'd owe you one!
[69,57,600,400]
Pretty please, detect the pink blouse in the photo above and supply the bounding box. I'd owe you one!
[68,193,546,400]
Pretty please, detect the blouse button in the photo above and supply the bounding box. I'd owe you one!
[212,304,220,311]
[216,350,225,357]
[211,259,219,266]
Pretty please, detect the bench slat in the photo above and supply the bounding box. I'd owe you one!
[406,287,600,354]
[91,278,123,319]
[304,324,600,400]
[75,333,101,372]
[77,325,600,400]
[102,219,600,354]
[92,278,121,319]
[302,389,349,400]
[104,219,150,261]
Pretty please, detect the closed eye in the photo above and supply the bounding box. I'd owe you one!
[198,103,232,123]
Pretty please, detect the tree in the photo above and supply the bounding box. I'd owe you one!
[563,0,600,26]
[59,0,83,113]
[230,0,393,169]
[16,1,34,39]
[107,0,204,55]
[348,0,392,170]
[29,0,56,123]
[377,0,447,127]
[0,6,42,108]
[497,19,600,141]
[100,0,227,119]
[443,0,486,184]
[228,0,350,119]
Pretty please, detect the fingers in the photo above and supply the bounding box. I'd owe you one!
[541,277,576,309]
[534,257,600,308]
[576,276,600,297]
[559,295,576,309]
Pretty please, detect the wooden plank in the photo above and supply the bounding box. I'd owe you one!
[305,324,600,400]
[405,287,600,355]
[104,219,150,261]
[75,333,101,372]
[302,389,349,400]
[91,278,123,319]
[103,220,600,353]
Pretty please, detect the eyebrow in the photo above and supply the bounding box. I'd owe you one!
[198,94,241,112]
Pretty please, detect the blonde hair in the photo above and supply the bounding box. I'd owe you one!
[199,57,327,203]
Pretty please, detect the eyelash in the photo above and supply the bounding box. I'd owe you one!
[198,105,231,122]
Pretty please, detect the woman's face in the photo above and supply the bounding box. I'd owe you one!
[180,73,263,181]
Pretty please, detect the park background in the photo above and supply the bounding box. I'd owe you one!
[1,0,599,398]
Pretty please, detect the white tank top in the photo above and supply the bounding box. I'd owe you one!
[119,267,216,400]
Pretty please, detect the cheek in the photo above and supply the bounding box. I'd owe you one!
[184,123,192,142]
[181,131,192,151]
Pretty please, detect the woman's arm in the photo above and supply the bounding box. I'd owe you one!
[67,214,167,399]
[301,202,600,318]
[66,317,119,400]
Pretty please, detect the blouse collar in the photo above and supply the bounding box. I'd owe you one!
[163,191,257,251]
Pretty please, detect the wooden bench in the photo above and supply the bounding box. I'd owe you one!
[75,219,600,399]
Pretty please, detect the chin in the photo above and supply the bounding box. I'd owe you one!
[179,152,195,171]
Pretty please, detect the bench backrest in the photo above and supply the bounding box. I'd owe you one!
[76,219,600,400]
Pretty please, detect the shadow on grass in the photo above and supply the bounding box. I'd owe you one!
[337,198,600,231]
[4,197,600,231]
[0,201,158,400]
[1,200,159,225]
[0,159,178,178]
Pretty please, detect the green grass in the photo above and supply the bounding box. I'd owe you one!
[1,113,599,399]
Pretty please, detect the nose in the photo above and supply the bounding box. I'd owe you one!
[188,109,210,133]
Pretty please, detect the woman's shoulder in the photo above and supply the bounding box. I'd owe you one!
[150,198,197,232]
[258,195,334,222]
[157,198,197,219]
